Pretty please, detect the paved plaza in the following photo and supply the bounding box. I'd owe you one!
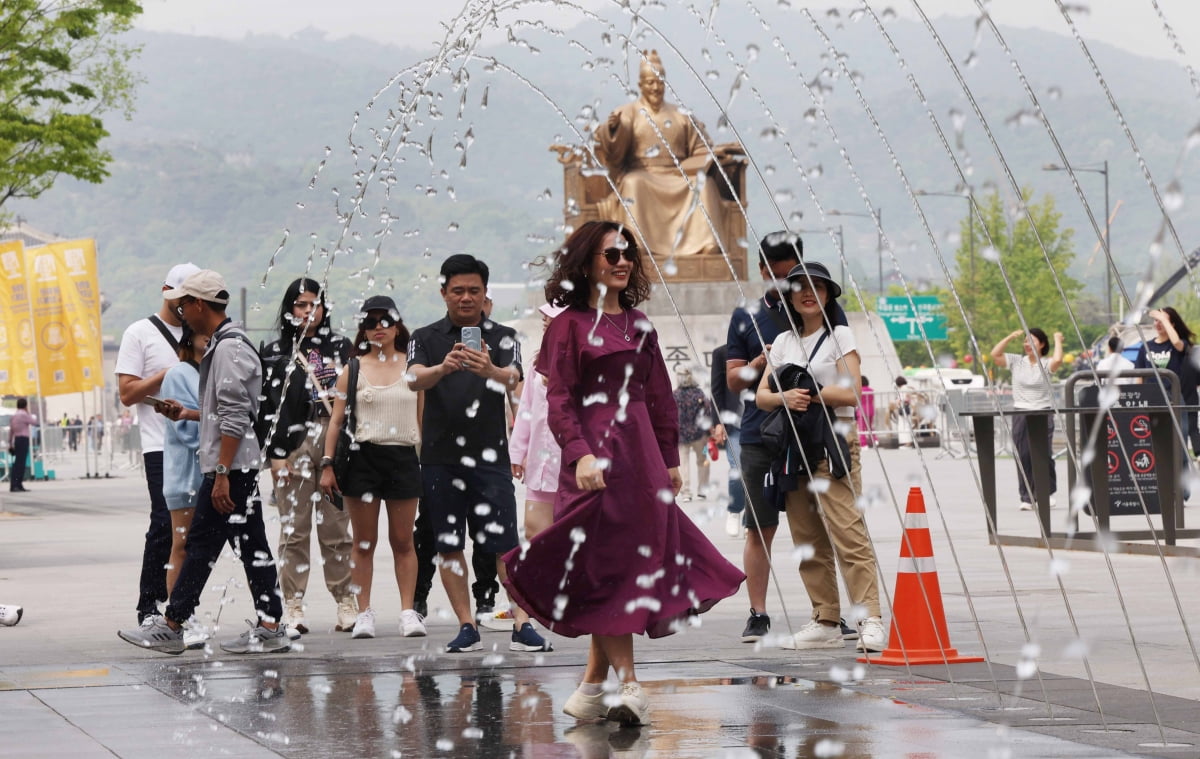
[2,446,1199,757]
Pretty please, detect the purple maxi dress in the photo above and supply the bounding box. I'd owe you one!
[502,307,745,638]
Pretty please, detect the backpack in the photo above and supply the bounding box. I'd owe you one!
[210,328,270,447]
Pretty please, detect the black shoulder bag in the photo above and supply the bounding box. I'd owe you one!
[759,330,829,457]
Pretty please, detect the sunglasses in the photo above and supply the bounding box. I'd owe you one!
[598,247,637,265]
[360,316,396,330]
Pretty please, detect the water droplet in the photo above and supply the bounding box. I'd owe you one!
[1164,180,1184,211]
[981,245,1000,262]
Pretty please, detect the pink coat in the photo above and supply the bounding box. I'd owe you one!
[509,367,562,493]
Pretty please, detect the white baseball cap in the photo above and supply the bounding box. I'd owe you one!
[164,263,201,289]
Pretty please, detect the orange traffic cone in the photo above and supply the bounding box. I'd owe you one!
[859,486,983,666]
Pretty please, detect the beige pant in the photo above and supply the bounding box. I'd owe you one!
[275,416,353,602]
[783,435,880,623]
[678,437,711,497]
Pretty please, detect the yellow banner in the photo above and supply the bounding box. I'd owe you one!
[23,239,103,395]
[0,239,38,396]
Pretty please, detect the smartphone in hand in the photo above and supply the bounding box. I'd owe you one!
[461,326,482,352]
[143,396,165,406]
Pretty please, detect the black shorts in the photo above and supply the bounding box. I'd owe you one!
[422,463,519,555]
[343,442,422,501]
[740,442,780,529]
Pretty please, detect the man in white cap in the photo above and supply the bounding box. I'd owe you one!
[114,262,200,626]
[118,269,288,655]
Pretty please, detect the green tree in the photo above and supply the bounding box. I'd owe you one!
[0,0,142,212]
[943,190,1084,370]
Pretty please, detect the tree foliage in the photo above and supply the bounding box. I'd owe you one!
[943,189,1085,363]
[0,0,142,211]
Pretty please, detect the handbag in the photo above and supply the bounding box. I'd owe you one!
[330,357,360,509]
[759,330,829,458]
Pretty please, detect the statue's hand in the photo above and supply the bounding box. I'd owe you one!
[607,111,621,132]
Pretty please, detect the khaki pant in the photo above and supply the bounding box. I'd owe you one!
[275,417,353,602]
[783,435,880,623]
[678,437,711,497]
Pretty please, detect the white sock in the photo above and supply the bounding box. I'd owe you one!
[578,682,603,696]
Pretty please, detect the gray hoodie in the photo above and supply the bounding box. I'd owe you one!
[198,320,263,473]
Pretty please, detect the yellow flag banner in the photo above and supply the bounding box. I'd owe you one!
[0,239,38,396]
[23,239,103,395]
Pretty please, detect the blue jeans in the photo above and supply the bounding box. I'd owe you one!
[165,470,283,625]
[137,451,171,620]
[725,429,745,514]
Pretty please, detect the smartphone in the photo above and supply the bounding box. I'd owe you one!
[143,395,165,406]
[461,326,482,352]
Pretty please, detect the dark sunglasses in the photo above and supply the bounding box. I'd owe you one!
[597,246,637,265]
[360,316,396,330]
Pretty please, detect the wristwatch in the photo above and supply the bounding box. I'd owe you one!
[214,463,230,476]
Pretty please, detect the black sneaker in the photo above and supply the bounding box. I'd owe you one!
[840,618,859,641]
[741,609,770,642]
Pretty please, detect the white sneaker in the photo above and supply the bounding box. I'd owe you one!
[781,620,845,649]
[1019,501,1034,511]
[562,686,608,721]
[399,609,427,637]
[478,607,515,632]
[856,617,887,653]
[283,598,307,638]
[1049,496,1058,508]
[335,595,358,632]
[183,620,210,650]
[724,512,742,537]
[0,604,23,626]
[351,608,376,639]
[606,682,650,726]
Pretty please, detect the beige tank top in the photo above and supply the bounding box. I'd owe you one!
[354,374,420,446]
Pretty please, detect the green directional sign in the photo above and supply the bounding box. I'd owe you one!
[876,296,948,342]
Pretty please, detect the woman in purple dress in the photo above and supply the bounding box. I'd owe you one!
[502,220,744,727]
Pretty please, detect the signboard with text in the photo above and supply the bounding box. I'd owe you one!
[1080,384,1165,516]
[876,296,947,341]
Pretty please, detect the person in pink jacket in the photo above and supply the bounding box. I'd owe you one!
[510,302,567,539]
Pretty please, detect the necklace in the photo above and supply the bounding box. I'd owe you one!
[602,310,632,342]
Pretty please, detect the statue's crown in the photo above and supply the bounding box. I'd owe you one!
[638,49,665,79]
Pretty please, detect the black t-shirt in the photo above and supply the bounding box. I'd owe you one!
[408,315,523,467]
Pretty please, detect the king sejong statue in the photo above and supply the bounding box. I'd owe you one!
[594,50,744,260]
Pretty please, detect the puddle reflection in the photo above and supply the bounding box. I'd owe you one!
[161,666,964,758]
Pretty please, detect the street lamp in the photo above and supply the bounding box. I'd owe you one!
[1043,160,1111,324]
[796,225,845,288]
[828,208,883,294]
[914,188,975,317]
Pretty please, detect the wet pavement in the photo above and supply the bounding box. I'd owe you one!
[3,450,1200,757]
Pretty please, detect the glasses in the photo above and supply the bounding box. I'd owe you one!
[597,247,637,265]
[175,296,196,317]
[360,316,396,330]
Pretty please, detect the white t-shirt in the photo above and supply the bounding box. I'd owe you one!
[1095,353,1135,385]
[1005,353,1055,410]
[767,325,858,419]
[114,316,182,452]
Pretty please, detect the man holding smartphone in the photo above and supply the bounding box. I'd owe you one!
[408,254,552,654]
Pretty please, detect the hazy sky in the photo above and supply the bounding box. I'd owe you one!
[136,1,1200,68]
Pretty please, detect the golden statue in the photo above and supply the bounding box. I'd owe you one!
[551,50,748,281]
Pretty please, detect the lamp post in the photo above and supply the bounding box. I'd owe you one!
[829,208,883,294]
[915,188,974,319]
[1043,160,1111,324]
[797,225,845,288]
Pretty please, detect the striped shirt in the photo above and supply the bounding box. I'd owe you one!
[1005,354,1054,410]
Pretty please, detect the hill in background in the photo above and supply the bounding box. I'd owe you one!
[13,10,1200,337]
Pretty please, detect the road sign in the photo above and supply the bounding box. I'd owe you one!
[876,296,947,341]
